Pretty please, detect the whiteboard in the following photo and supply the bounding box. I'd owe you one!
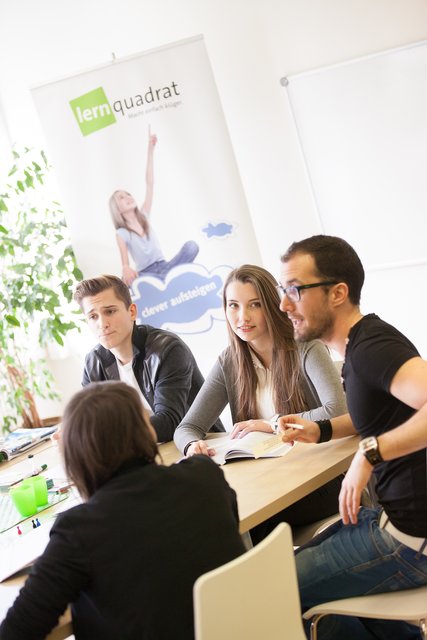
[282,40,427,270]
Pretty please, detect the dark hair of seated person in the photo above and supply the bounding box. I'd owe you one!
[61,381,158,500]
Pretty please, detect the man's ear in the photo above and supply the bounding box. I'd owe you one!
[129,303,138,321]
[330,282,349,307]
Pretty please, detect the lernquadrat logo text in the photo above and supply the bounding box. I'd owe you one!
[69,87,116,136]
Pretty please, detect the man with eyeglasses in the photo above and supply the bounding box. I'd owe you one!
[278,235,427,639]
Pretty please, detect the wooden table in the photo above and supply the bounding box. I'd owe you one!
[2,435,359,534]
[0,433,358,638]
[160,434,359,533]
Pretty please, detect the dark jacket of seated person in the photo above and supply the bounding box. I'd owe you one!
[0,383,244,640]
[74,274,223,443]
[83,323,224,442]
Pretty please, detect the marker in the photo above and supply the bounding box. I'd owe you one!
[284,423,304,430]
[28,454,35,475]
[30,464,48,477]
[9,464,48,487]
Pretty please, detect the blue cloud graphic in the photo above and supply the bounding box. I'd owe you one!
[132,268,225,330]
[202,222,233,238]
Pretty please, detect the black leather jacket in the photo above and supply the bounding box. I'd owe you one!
[82,324,223,442]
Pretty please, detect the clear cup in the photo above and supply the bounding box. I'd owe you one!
[10,484,37,517]
[22,476,48,507]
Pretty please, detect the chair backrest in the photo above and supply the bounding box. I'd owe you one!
[193,522,306,640]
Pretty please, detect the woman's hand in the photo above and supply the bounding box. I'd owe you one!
[51,426,61,442]
[230,419,273,439]
[186,440,216,457]
[122,265,138,286]
[277,415,320,445]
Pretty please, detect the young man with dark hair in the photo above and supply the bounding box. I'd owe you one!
[278,235,427,639]
[74,275,223,442]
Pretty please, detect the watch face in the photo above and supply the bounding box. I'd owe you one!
[360,436,377,453]
[360,437,382,465]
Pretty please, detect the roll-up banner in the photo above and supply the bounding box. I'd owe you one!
[32,35,260,372]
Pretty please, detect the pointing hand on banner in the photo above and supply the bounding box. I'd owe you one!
[148,124,158,148]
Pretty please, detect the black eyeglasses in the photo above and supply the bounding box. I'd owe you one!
[276,281,338,303]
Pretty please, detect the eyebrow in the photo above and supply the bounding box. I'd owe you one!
[85,304,118,316]
[227,297,260,303]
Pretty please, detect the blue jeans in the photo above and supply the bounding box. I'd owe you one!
[141,241,199,279]
[296,507,427,639]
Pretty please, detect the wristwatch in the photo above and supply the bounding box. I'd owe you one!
[359,436,384,466]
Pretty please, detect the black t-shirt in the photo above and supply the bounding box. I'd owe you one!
[342,314,427,536]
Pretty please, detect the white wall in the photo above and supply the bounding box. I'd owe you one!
[2,0,427,414]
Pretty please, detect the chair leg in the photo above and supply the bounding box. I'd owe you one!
[241,531,253,550]
[310,614,327,640]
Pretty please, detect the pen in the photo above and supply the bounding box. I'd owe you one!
[284,423,304,430]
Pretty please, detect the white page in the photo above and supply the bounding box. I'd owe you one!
[0,524,52,583]
[211,432,293,465]
[0,584,21,621]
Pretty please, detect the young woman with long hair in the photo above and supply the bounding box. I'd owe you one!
[0,382,244,640]
[174,264,347,542]
[110,126,198,285]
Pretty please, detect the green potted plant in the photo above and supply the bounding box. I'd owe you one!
[0,148,83,431]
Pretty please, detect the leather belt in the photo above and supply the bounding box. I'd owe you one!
[379,510,427,556]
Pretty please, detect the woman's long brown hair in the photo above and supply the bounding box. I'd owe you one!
[109,191,150,237]
[223,264,307,421]
[61,382,158,500]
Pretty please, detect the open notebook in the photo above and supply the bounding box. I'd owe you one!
[0,426,58,462]
[211,432,293,465]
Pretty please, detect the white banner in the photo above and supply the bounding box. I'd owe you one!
[32,36,260,374]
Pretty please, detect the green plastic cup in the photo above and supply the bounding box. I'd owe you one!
[10,484,37,517]
[22,476,48,507]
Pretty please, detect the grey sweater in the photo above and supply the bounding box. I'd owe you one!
[174,340,347,453]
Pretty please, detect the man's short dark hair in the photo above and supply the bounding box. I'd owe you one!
[74,275,132,309]
[281,235,365,305]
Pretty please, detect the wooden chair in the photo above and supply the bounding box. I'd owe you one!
[193,522,305,640]
[303,585,427,639]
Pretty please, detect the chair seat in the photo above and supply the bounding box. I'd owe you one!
[292,514,341,547]
[304,584,427,620]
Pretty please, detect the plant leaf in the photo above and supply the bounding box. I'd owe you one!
[5,315,20,327]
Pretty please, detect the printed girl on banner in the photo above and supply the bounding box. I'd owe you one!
[109,126,199,286]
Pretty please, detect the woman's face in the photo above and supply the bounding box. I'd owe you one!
[225,280,269,346]
[115,190,136,215]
